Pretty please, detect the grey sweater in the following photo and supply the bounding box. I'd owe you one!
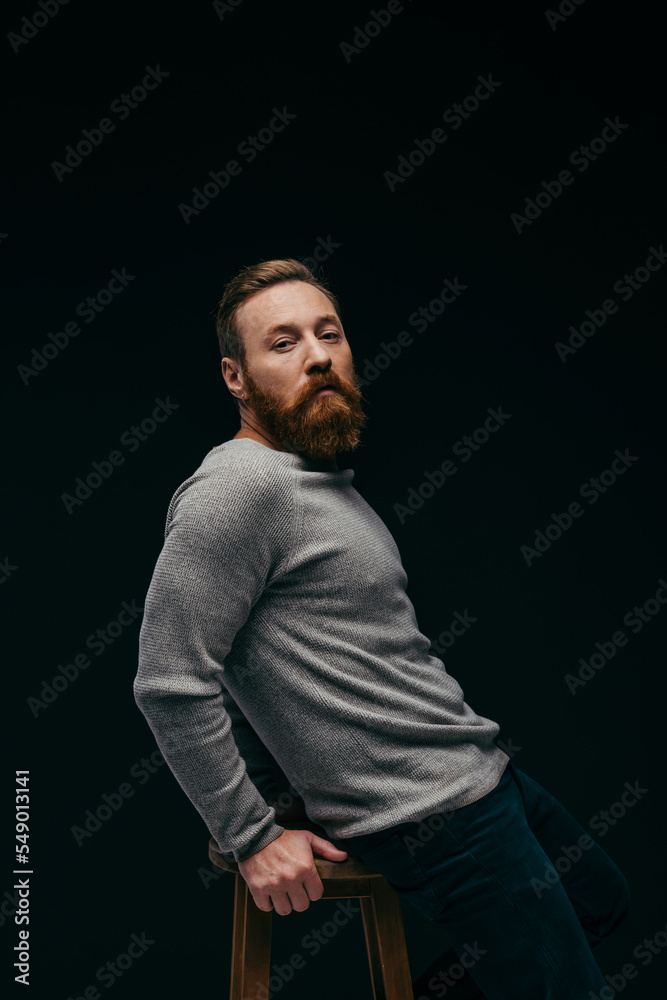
[134,438,509,862]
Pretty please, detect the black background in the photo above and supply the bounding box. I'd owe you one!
[3,0,666,997]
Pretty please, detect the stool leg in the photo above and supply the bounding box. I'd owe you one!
[230,873,272,1000]
[361,879,413,1000]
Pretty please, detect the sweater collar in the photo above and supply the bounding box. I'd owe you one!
[225,436,343,473]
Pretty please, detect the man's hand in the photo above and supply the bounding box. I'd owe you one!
[237,828,348,915]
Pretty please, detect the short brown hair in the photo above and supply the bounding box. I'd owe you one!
[215,258,342,379]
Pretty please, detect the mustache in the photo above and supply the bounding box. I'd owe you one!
[241,364,367,413]
[303,372,352,398]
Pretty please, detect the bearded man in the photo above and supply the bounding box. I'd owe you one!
[134,258,629,1000]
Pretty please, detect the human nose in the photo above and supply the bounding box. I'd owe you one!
[303,333,333,372]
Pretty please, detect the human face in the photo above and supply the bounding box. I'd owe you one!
[230,281,368,460]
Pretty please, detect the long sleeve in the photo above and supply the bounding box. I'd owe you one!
[219,682,299,809]
[133,460,294,862]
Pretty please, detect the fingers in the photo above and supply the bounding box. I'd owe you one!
[275,885,313,915]
[302,867,325,903]
[252,881,318,916]
[309,834,349,859]
[250,862,324,915]
[252,893,275,913]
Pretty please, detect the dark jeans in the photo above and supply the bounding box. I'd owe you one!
[332,761,630,1000]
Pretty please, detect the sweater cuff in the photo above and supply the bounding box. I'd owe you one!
[231,821,286,863]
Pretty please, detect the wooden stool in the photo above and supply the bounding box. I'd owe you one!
[208,822,413,1000]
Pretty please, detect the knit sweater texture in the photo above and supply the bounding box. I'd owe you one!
[134,438,509,862]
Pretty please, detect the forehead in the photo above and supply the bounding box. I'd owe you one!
[237,281,338,341]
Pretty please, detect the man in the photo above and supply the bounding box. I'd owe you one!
[133,258,629,999]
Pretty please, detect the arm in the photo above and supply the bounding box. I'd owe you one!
[219,682,308,823]
[133,464,288,862]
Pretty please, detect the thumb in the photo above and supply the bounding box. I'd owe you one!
[308,833,348,859]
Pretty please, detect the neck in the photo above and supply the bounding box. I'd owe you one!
[233,410,292,453]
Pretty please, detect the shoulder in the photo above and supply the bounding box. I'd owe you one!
[165,439,297,531]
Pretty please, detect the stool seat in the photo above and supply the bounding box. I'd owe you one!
[208,822,413,999]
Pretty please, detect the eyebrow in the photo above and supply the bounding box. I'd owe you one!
[263,314,342,342]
